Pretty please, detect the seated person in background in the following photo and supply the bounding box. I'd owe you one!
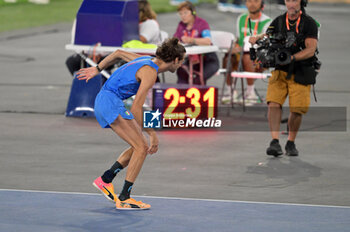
[173,1,219,85]
[65,23,112,78]
[65,47,113,78]
[65,0,166,78]
[138,0,165,45]
[222,0,271,104]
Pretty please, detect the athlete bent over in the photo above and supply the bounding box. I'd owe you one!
[77,38,186,210]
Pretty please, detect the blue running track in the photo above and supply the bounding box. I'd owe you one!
[0,189,349,232]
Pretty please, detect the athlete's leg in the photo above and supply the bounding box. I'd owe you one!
[110,116,152,209]
[93,115,148,204]
[116,147,133,168]
[110,116,148,184]
[100,147,133,184]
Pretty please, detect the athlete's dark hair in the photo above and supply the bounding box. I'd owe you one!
[156,38,186,63]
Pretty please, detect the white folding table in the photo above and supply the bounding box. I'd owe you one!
[65,44,219,85]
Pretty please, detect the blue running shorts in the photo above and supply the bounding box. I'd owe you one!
[94,90,134,128]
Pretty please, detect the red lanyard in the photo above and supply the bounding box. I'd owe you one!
[286,11,302,33]
[184,29,196,38]
[244,12,261,37]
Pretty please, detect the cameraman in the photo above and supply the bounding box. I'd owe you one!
[249,0,318,157]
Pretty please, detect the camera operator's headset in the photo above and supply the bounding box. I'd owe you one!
[301,0,308,8]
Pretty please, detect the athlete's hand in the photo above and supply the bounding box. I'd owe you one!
[76,67,99,83]
[148,133,159,154]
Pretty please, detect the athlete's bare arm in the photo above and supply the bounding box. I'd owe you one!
[99,50,142,69]
[76,50,143,82]
[131,65,159,154]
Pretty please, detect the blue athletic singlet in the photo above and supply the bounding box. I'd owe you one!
[94,56,159,128]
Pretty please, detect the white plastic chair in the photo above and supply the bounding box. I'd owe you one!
[160,30,169,43]
[159,30,169,82]
[212,30,269,110]
[211,31,237,106]
[211,30,236,53]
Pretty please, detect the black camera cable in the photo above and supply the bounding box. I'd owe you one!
[248,18,257,60]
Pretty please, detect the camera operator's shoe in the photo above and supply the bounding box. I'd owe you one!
[285,141,299,156]
[266,139,283,157]
[93,176,117,202]
[116,197,151,210]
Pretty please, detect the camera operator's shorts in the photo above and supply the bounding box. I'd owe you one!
[266,70,311,114]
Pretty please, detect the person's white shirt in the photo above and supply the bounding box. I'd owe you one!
[139,19,162,45]
[237,13,271,52]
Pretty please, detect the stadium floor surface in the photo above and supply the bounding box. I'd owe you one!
[1,189,350,232]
